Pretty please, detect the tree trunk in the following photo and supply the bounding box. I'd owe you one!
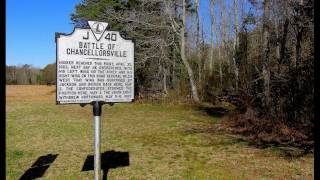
[262,0,271,106]
[163,66,168,94]
[274,18,280,60]
[172,53,176,89]
[220,7,226,90]
[210,30,214,77]
[195,0,202,94]
[219,46,223,89]
[201,23,205,80]
[296,28,303,68]
[12,68,16,82]
[216,9,223,90]
[280,18,289,66]
[221,2,230,74]
[274,17,281,74]
[209,0,216,77]
[233,0,239,90]
[181,0,200,102]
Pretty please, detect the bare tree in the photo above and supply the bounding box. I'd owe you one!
[216,3,223,89]
[262,0,271,106]
[233,0,239,90]
[209,0,216,77]
[164,0,200,102]
[219,0,227,90]
[182,0,200,102]
[194,0,203,90]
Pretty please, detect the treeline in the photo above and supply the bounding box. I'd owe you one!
[6,63,56,85]
[71,0,314,146]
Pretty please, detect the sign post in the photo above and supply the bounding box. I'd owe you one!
[56,21,134,179]
[93,101,102,180]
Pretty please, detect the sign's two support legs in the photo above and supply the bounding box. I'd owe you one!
[93,101,102,180]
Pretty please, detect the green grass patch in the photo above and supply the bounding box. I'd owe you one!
[7,150,25,160]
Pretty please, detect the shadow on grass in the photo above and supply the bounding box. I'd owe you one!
[195,104,230,118]
[183,124,312,159]
[229,136,313,158]
[82,150,130,180]
[19,154,58,180]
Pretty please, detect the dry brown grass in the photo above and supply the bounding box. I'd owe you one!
[6,85,56,102]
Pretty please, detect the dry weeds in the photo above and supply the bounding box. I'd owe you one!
[6,85,56,101]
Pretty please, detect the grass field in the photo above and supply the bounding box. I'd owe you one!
[6,85,314,179]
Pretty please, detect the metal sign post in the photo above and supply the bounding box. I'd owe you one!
[93,101,102,180]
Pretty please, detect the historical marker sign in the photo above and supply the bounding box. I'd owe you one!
[56,21,134,104]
